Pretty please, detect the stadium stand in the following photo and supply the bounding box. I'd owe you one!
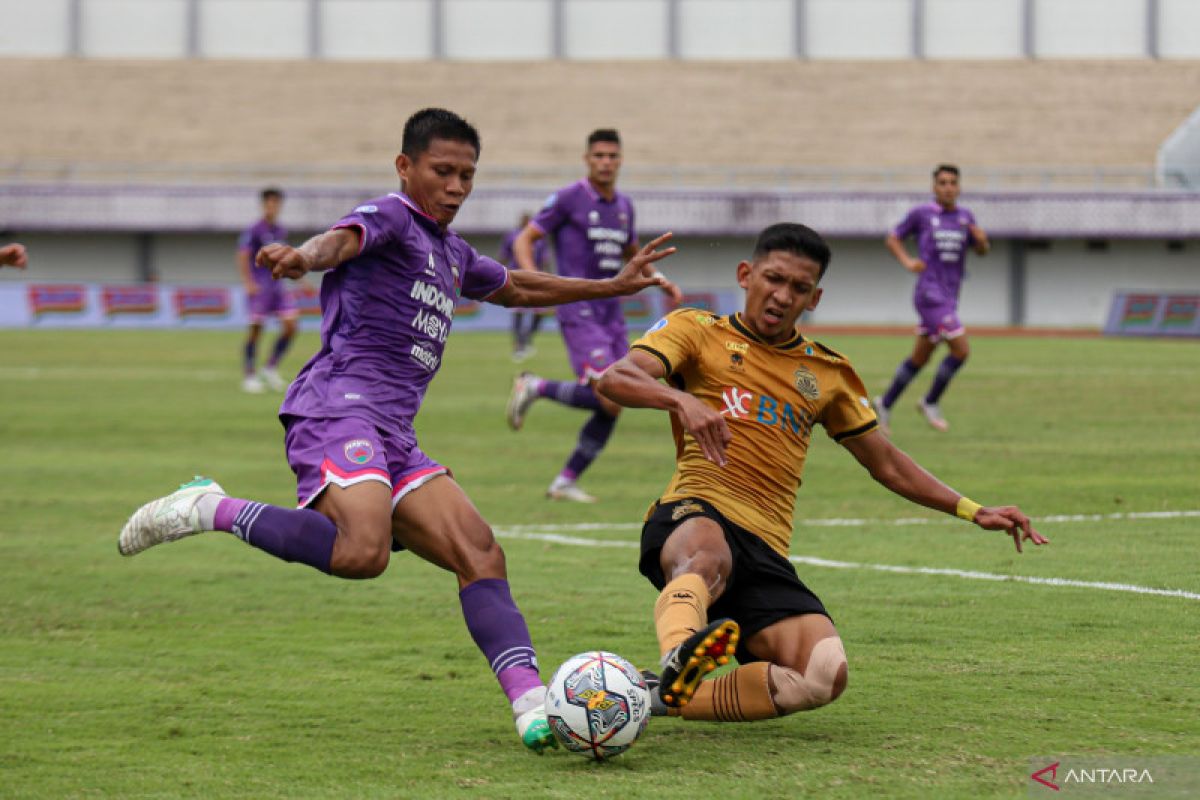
[3,58,1200,178]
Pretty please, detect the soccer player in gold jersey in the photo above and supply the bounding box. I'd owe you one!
[596,222,1046,723]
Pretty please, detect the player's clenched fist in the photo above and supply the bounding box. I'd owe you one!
[256,243,314,280]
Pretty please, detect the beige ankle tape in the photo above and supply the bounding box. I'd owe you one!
[769,637,847,714]
[654,573,711,657]
[681,662,777,722]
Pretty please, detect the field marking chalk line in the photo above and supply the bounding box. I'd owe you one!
[494,511,1200,602]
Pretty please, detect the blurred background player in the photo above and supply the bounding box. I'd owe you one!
[497,212,550,362]
[237,187,298,394]
[506,129,682,503]
[874,165,989,433]
[0,242,28,269]
[117,108,676,756]
[597,222,1044,723]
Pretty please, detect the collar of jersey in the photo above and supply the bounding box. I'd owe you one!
[729,313,805,350]
[578,178,620,204]
[390,192,448,235]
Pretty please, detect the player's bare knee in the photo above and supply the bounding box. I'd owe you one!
[768,638,849,714]
[666,549,729,597]
[336,541,391,579]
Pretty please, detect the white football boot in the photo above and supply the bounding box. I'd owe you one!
[917,400,950,432]
[118,477,226,557]
[513,686,556,754]
[260,367,286,392]
[506,372,540,431]
[546,477,597,504]
[242,375,266,394]
[871,396,892,437]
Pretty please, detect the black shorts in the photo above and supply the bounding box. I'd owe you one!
[640,497,831,664]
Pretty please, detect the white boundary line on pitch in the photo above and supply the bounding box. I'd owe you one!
[498,508,1200,534]
[493,516,1200,602]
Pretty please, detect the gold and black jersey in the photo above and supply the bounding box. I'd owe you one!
[631,309,878,558]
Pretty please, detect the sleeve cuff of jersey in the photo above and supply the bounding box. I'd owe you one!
[833,419,879,443]
[331,222,367,256]
[630,344,672,375]
[479,269,512,303]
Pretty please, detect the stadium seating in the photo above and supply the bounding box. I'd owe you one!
[3,58,1199,176]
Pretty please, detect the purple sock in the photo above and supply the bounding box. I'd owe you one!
[924,355,965,404]
[266,334,293,369]
[213,497,336,574]
[882,358,922,408]
[537,380,603,411]
[243,340,257,377]
[563,410,617,479]
[459,578,543,704]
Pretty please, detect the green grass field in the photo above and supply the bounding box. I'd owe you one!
[1,328,1198,799]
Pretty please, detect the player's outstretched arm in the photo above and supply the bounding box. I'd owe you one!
[841,430,1047,552]
[491,233,676,309]
[884,233,924,273]
[256,228,361,280]
[0,243,28,269]
[597,350,730,466]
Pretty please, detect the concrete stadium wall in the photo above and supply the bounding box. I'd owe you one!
[4,0,1200,60]
[4,231,1196,329]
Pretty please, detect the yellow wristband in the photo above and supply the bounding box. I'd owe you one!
[956,497,982,522]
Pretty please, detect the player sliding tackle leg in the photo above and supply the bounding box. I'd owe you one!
[117,107,676,754]
[596,222,1044,721]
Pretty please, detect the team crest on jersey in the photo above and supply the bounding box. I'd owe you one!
[728,352,745,373]
[344,439,375,465]
[672,500,704,521]
[794,367,820,400]
[588,210,601,224]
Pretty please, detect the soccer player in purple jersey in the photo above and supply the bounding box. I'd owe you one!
[498,213,550,362]
[117,109,675,755]
[874,165,990,433]
[237,188,299,393]
[505,129,683,503]
[0,242,28,268]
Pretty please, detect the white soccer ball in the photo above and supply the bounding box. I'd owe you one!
[545,651,651,760]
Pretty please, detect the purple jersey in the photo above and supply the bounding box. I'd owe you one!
[280,192,509,430]
[238,219,289,294]
[531,179,636,323]
[497,228,548,271]
[893,203,978,305]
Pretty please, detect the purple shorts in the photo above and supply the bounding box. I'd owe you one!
[559,316,629,382]
[249,287,298,324]
[282,415,446,510]
[915,302,965,342]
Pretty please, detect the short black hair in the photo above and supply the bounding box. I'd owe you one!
[752,223,832,280]
[587,128,621,148]
[402,108,481,161]
[261,187,284,202]
[933,164,960,178]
